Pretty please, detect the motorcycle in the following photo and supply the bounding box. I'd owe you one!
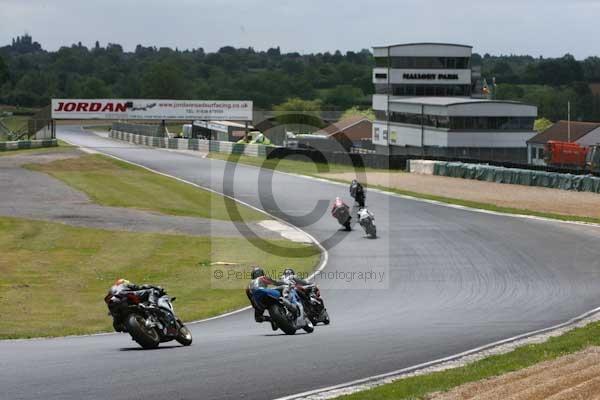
[357,207,377,238]
[251,285,314,335]
[332,197,352,231]
[104,288,193,349]
[349,180,366,208]
[295,284,330,325]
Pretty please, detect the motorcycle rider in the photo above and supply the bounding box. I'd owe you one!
[331,197,352,231]
[108,278,177,334]
[246,267,285,329]
[349,179,366,208]
[247,267,311,330]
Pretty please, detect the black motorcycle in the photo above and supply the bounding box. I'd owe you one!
[349,180,366,208]
[295,284,330,325]
[251,285,314,335]
[105,288,193,349]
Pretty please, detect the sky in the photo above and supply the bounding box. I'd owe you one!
[2,0,600,58]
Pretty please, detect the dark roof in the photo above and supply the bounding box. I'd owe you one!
[373,42,472,49]
[528,120,600,144]
[319,115,370,136]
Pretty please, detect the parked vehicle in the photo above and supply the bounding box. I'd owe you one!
[544,141,588,168]
[357,208,377,238]
[332,197,352,231]
[295,284,330,325]
[586,144,600,173]
[250,284,314,335]
[104,287,192,349]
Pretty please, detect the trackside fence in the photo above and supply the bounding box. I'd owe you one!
[409,160,600,194]
[110,130,268,157]
[0,139,58,151]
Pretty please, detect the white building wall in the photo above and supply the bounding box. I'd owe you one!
[372,94,389,111]
[576,127,600,146]
[372,122,388,145]
[447,131,536,148]
[388,125,423,146]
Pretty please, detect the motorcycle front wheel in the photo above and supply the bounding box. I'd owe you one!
[126,314,160,349]
[175,324,193,346]
[269,304,296,335]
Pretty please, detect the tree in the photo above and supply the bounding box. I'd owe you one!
[323,84,364,109]
[274,98,324,133]
[534,118,553,132]
[141,61,189,99]
[76,77,111,98]
[341,106,375,121]
[0,55,8,86]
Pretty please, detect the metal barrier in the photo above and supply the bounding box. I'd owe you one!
[110,130,268,157]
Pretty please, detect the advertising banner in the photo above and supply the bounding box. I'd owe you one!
[51,99,253,120]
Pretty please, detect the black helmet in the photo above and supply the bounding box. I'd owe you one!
[282,268,295,278]
[251,266,265,279]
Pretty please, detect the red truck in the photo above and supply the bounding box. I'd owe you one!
[544,141,588,168]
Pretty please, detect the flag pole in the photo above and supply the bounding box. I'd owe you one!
[568,101,571,142]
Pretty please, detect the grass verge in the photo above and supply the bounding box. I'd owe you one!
[0,216,320,339]
[210,154,600,225]
[26,154,266,221]
[341,321,600,399]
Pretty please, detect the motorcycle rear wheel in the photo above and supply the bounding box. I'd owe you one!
[269,304,296,335]
[126,314,160,349]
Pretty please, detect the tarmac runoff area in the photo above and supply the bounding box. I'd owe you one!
[0,149,304,242]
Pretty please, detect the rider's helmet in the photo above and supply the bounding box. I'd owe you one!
[251,266,265,279]
[282,268,295,278]
[114,278,131,286]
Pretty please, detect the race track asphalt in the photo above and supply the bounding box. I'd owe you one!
[3,126,600,400]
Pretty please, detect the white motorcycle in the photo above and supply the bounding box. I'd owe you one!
[357,208,377,238]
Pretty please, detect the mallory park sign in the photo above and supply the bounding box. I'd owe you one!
[403,73,459,80]
[51,99,253,120]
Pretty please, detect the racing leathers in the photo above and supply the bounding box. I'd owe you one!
[246,275,286,323]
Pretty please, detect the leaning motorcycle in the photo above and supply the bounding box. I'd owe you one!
[332,199,352,231]
[252,285,314,335]
[295,284,330,325]
[357,207,377,238]
[104,288,193,349]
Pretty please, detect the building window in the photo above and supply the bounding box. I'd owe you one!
[374,57,471,69]
[390,84,471,97]
[373,127,380,141]
[374,110,387,120]
[388,113,535,131]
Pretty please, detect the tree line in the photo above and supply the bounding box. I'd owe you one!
[1,35,600,121]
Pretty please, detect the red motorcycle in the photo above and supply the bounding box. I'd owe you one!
[332,197,352,231]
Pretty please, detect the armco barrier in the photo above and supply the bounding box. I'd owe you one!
[430,160,600,194]
[0,139,57,151]
[109,130,268,157]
